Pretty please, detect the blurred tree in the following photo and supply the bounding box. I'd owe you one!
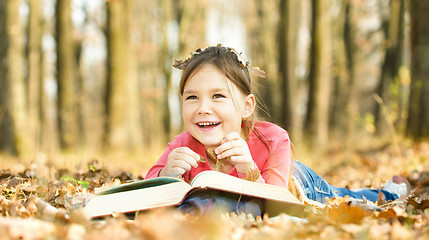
[0,0,16,154]
[0,0,27,155]
[104,0,126,150]
[304,0,332,148]
[374,0,405,136]
[135,0,167,149]
[278,0,298,136]
[56,0,78,151]
[75,3,85,150]
[123,0,143,151]
[104,0,143,151]
[246,0,278,123]
[176,0,207,58]
[27,0,45,152]
[407,0,429,138]
[329,0,351,139]
[331,0,360,146]
[160,0,173,141]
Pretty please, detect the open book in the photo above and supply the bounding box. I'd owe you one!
[84,171,306,218]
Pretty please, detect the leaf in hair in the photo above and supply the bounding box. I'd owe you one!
[249,66,266,78]
[173,59,187,70]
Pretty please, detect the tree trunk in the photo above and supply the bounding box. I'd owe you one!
[0,0,16,154]
[27,0,44,152]
[304,0,332,148]
[407,0,429,138]
[329,0,349,137]
[340,1,358,145]
[176,0,206,57]
[374,0,404,136]
[124,0,143,151]
[0,0,27,155]
[104,0,128,150]
[278,0,298,136]
[247,0,277,123]
[136,0,166,149]
[56,0,78,151]
[160,0,173,141]
[104,0,142,151]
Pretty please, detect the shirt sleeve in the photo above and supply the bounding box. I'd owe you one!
[260,131,291,188]
[144,145,173,179]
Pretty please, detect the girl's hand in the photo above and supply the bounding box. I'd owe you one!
[215,132,255,174]
[159,147,200,178]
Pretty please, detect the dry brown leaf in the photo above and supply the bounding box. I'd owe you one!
[6,177,24,189]
[197,155,206,163]
[328,202,371,224]
[376,206,408,221]
[244,168,261,182]
[206,148,230,171]
[407,197,429,211]
[376,189,386,206]
[1,140,429,239]
[0,217,56,239]
[326,195,350,206]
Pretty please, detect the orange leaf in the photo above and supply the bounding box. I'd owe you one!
[328,202,371,224]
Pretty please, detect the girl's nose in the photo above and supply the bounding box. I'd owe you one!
[197,100,213,114]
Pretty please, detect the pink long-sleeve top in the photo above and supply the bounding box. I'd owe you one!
[145,121,292,188]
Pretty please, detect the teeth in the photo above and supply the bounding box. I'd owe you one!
[199,122,217,127]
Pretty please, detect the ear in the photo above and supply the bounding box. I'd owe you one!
[242,94,256,119]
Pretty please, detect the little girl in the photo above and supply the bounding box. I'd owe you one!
[145,45,408,216]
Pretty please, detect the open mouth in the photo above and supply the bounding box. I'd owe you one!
[197,122,220,128]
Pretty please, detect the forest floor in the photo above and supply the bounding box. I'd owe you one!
[1,138,429,239]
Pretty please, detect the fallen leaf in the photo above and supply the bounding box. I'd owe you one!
[328,202,371,224]
[407,197,429,211]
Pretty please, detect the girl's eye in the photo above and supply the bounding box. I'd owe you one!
[185,95,198,100]
[213,94,225,99]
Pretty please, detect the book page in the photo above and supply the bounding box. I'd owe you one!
[85,181,192,218]
[96,177,183,195]
[190,171,302,205]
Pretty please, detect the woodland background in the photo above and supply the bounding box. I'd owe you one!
[1,0,428,161]
[1,0,429,239]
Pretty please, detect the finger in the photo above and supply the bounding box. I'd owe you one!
[216,139,245,156]
[229,156,255,173]
[163,164,187,178]
[171,166,186,177]
[174,147,200,167]
[174,153,198,167]
[170,158,194,171]
[228,155,251,164]
[221,132,241,144]
[217,147,244,160]
[175,147,200,160]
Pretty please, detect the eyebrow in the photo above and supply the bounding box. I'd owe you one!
[182,89,196,94]
[183,88,228,94]
[211,88,228,93]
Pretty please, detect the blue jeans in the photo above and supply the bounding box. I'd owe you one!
[292,161,399,203]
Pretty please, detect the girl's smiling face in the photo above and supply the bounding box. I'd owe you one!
[181,64,255,148]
